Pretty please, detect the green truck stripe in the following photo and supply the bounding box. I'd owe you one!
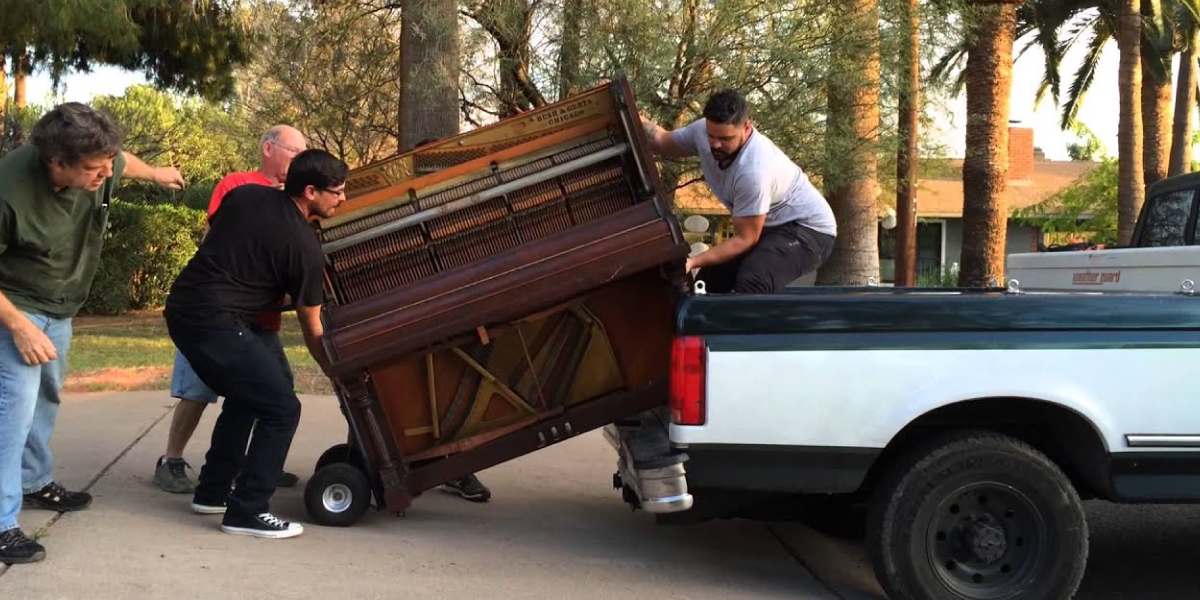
[704,330,1200,352]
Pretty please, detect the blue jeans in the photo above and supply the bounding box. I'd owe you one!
[0,313,72,533]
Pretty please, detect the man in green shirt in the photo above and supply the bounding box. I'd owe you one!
[0,102,185,565]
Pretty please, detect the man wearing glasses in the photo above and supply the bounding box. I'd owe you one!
[153,125,308,495]
[164,149,347,538]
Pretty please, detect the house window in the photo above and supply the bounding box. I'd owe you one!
[878,220,945,283]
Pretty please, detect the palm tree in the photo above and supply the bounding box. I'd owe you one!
[1170,6,1199,175]
[818,0,882,285]
[958,0,1024,288]
[1119,0,1145,244]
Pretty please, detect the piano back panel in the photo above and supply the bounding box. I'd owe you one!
[362,269,677,458]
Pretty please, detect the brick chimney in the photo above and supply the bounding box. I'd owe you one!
[1008,126,1034,181]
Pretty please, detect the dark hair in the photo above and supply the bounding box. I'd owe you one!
[31,102,123,166]
[284,149,349,197]
[702,88,749,126]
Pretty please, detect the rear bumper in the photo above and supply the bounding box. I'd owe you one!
[603,415,694,513]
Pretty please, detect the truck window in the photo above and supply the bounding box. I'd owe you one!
[1137,190,1195,246]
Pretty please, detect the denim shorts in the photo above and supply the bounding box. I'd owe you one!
[170,347,218,403]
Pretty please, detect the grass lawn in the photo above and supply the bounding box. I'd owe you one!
[66,311,333,395]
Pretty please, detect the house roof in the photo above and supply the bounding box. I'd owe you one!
[671,160,1099,219]
[913,160,1098,218]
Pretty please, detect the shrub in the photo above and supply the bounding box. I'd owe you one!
[82,199,206,315]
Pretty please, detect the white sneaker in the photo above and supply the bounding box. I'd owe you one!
[220,512,303,539]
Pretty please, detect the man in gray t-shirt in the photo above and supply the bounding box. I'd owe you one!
[640,88,837,293]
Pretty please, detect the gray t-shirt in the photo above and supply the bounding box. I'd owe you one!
[672,119,837,236]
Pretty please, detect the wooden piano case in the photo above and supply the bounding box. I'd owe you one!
[306,78,690,525]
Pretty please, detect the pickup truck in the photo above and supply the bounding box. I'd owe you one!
[605,282,1200,600]
[1006,169,1200,294]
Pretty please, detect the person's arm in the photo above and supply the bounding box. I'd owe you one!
[640,115,696,158]
[688,174,772,272]
[295,304,330,376]
[121,151,186,189]
[687,214,766,272]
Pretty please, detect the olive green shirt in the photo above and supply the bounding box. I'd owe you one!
[0,145,127,318]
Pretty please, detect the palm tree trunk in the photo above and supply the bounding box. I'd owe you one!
[1118,0,1145,245]
[959,1,1019,288]
[894,0,920,287]
[1169,27,1198,177]
[816,0,881,286]
[1141,46,1171,188]
[399,0,460,150]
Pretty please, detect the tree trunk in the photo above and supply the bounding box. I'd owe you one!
[816,0,881,286]
[1141,42,1171,189]
[13,48,26,109]
[894,0,920,287]
[1118,0,1145,245]
[958,2,1018,288]
[399,0,460,150]
[1169,28,1198,177]
[467,0,545,117]
[557,0,583,100]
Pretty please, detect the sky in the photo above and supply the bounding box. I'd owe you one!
[22,32,1128,164]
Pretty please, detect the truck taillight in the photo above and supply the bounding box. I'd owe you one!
[670,336,706,426]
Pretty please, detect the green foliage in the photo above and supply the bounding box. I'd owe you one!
[916,264,961,287]
[234,0,401,167]
[3,1,255,100]
[82,199,206,315]
[1065,121,1107,161]
[91,84,256,205]
[1012,158,1119,246]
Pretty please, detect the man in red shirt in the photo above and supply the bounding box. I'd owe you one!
[153,125,307,494]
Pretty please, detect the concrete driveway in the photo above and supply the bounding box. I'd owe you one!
[0,391,838,599]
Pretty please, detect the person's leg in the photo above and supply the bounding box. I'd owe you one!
[0,314,48,563]
[732,224,835,294]
[693,253,744,294]
[169,320,301,538]
[252,328,299,488]
[153,349,218,494]
[21,315,90,512]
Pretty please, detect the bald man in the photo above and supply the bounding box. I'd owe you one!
[153,125,308,495]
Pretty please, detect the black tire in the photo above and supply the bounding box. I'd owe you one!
[866,430,1088,600]
[304,462,372,527]
[315,443,364,472]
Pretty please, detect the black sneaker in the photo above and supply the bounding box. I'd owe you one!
[0,528,45,564]
[440,473,492,502]
[23,482,91,512]
[277,471,300,488]
[191,497,228,515]
[220,512,303,539]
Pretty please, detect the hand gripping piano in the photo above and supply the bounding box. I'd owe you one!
[305,78,691,525]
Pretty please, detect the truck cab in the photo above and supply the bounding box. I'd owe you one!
[1007,171,1200,293]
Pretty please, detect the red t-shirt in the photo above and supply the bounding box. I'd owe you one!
[207,171,284,331]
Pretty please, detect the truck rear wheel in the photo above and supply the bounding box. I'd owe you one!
[867,431,1088,600]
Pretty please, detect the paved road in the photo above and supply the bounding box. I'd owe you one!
[0,391,838,599]
[775,500,1200,599]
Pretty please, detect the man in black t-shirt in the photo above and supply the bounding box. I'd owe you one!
[164,149,346,539]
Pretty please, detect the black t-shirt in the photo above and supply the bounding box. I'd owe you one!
[165,184,326,327]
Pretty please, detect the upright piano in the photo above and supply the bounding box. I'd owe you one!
[307,78,691,523]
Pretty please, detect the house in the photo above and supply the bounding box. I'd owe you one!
[671,126,1099,284]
